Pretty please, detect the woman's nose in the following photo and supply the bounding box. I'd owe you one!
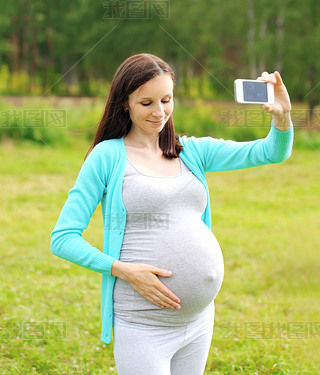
[152,103,165,117]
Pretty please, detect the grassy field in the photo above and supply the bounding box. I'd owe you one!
[0,134,319,374]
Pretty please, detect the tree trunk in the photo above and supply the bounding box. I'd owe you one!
[22,7,31,92]
[275,14,284,72]
[258,17,267,74]
[247,0,257,78]
[10,15,20,73]
[31,27,39,93]
[308,63,318,124]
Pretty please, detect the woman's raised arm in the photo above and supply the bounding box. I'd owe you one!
[179,71,294,173]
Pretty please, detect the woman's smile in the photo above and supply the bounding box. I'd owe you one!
[148,119,165,125]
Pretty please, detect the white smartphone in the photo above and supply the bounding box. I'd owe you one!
[234,79,274,104]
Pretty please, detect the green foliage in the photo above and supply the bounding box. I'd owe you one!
[0,0,319,108]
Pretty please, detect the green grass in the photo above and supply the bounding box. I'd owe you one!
[0,135,319,374]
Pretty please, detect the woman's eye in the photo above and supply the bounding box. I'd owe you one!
[141,99,171,107]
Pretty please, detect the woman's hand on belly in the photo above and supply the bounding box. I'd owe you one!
[112,261,181,310]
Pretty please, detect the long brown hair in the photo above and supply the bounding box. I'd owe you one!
[85,53,183,160]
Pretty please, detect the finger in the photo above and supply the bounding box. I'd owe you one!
[133,266,181,306]
[154,268,173,278]
[269,73,276,84]
[149,276,181,306]
[257,71,269,81]
[153,291,181,309]
[155,278,180,303]
[156,288,181,309]
[145,288,181,309]
[263,103,272,112]
[261,71,271,81]
[152,297,176,310]
[146,294,167,309]
[152,267,181,303]
[259,72,277,84]
[274,71,284,86]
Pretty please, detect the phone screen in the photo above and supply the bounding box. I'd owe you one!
[243,81,268,102]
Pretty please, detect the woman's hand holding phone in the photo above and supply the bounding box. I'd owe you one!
[258,71,292,131]
[234,71,292,131]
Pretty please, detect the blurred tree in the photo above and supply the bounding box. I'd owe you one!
[0,0,318,114]
[282,0,320,121]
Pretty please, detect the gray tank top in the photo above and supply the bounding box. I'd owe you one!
[113,157,224,326]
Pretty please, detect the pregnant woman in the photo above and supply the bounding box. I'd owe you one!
[50,53,293,374]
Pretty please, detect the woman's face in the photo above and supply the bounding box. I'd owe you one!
[126,74,174,137]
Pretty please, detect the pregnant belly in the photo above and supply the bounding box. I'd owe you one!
[115,220,224,317]
[159,224,224,313]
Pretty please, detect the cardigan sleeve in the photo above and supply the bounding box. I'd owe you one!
[50,144,116,276]
[188,122,293,173]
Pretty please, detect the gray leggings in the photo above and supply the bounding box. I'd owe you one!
[113,302,215,375]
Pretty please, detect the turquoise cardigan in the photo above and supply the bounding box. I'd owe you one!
[50,122,293,344]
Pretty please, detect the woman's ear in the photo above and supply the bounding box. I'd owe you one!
[123,102,128,111]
